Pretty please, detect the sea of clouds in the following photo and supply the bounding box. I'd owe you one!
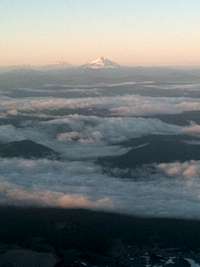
[2,94,200,118]
[1,81,200,218]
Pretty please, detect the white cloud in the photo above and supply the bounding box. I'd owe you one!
[0,115,182,159]
[144,83,200,91]
[0,125,25,143]
[45,115,181,144]
[183,122,200,136]
[2,95,200,117]
[1,85,200,218]
[158,161,200,178]
[0,158,200,218]
[0,181,113,209]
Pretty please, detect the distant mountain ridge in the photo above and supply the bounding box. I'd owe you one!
[0,62,72,73]
[0,58,120,72]
[0,140,60,159]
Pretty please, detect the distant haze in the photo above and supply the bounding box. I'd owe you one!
[1,0,200,66]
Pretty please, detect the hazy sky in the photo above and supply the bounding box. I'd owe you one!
[1,0,200,66]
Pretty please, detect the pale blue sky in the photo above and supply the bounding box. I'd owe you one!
[1,0,200,65]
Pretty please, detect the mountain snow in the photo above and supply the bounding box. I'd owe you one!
[82,57,119,69]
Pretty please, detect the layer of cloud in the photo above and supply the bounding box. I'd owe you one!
[0,125,25,143]
[0,181,112,209]
[1,114,200,161]
[145,83,200,91]
[1,84,200,218]
[158,161,200,178]
[0,158,200,218]
[0,116,182,159]
[2,94,200,118]
[49,115,181,144]
[183,122,200,136]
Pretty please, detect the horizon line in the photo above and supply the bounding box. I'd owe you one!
[1,62,200,69]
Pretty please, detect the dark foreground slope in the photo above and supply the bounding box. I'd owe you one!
[0,207,200,266]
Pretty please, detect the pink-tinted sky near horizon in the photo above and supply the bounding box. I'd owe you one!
[1,0,200,66]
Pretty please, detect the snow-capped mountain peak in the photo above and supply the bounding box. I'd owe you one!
[82,57,119,69]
